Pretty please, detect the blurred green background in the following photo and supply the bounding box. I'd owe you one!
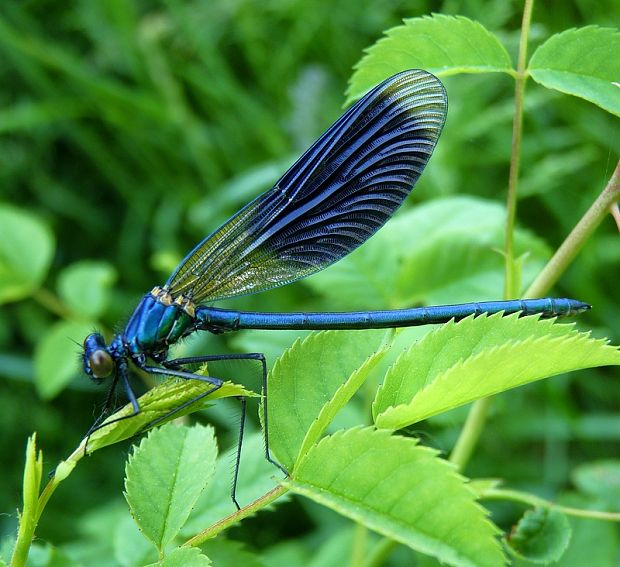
[1,0,619,563]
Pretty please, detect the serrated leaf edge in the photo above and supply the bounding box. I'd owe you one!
[374,312,561,416]
[289,426,505,566]
[377,324,619,429]
[295,346,389,468]
[349,13,513,100]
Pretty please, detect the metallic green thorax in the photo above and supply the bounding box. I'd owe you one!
[123,286,195,356]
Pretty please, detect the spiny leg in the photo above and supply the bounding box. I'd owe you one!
[164,353,288,475]
[255,354,288,477]
[84,352,286,507]
[162,353,288,499]
[232,396,246,510]
[150,356,250,508]
[84,363,221,451]
[136,364,224,432]
[84,361,140,454]
[86,370,121,434]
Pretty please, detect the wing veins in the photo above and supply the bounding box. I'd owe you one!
[166,70,447,303]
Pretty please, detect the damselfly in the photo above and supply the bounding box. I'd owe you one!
[81,70,589,506]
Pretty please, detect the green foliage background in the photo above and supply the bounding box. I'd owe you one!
[1,0,619,564]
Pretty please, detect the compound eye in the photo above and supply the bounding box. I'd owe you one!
[83,332,115,381]
[89,349,114,379]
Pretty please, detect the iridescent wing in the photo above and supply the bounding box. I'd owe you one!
[166,69,447,303]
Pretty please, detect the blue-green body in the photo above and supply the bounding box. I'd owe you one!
[80,70,590,480]
[80,69,591,507]
[107,293,589,374]
[195,298,589,332]
[123,290,194,358]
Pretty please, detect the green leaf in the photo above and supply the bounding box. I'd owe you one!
[189,156,295,230]
[268,330,390,470]
[529,27,620,117]
[374,314,620,430]
[507,507,571,563]
[304,225,400,309]
[571,460,620,509]
[553,493,619,566]
[83,378,256,455]
[199,539,264,567]
[24,543,80,567]
[391,200,548,305]
[52,379,254,487]
[113,514,158,567]
[230,328,311,367]
[468,478,503,497]
[144,546,211,567]
[182,433,286,534]
[286,427,505,567]
[305,527,367,567]
[0,98,87,133]
[125,423,218,550]
[347,15,512,103]
[34,320,94,399]
[57,261,117,318]
[297,346,388,465]
[306,197,550,309]
[0,205,55,304]
[21,434,42,526]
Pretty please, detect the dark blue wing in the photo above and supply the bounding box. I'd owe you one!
[167,69,447,303]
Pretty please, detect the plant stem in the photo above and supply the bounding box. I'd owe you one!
[32,287,74,319]
[182,484,289,546]
[610,202,620,231]
[452,161,620,472]
[481,488,620,522]
[9,528,30,567]
[10,436,87,567]
[451,0,536,473]
[350,523,369,567]
[449,396,492,470]
[35,446,83,523]
[526,159,620,297]
[364,538,398,567]
[10,437,40,567]
[504,0,535,298]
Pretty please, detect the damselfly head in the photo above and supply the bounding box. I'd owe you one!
[83,332,115,382]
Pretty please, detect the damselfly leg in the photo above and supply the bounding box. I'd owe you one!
[82,362,222,453]
[158,353,289,506]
